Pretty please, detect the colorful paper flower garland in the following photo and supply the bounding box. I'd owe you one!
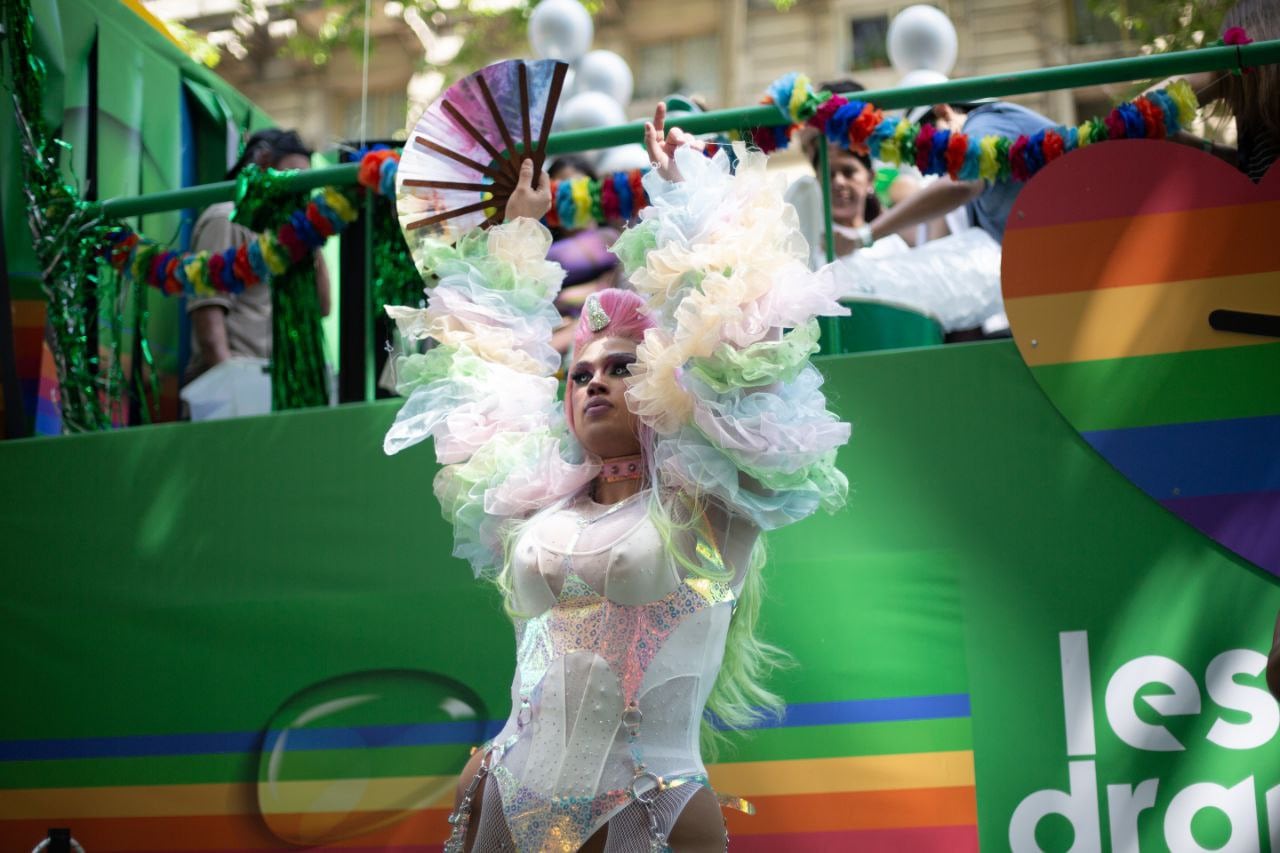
[543,145,735,230]
[545,170,649,230]
[102,71,1208,293]
[749,72,1201,183]
[101,146,655,296]
[101,149,407,298]
[103,185,359,297]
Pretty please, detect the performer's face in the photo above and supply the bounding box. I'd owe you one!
[569,336,642,459]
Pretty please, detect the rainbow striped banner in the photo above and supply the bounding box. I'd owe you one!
[1003,140,1280,575]
[0,695,975,851]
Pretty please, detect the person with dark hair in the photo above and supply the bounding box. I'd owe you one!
[1167,0,1280,182]
[547,154,597,185]
[185,129,331,381]
[808,145,881,225]
[793,80,890,268]
[809,81,881,223]
[1219,0,1280,181]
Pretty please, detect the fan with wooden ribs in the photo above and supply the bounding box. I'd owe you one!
[396,59,569,251]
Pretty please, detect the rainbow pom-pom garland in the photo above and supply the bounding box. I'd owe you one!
[101,148,406,298]
[102,74,1207,297]
[748,72,1202,183]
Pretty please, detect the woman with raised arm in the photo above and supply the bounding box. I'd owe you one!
[383,104,854,852]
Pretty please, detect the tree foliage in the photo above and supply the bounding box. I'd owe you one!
[278,0,539,76]
[1085,0,1233,52]
[173,0,794,85]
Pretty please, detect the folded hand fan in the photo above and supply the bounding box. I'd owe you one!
[396,59,569,250]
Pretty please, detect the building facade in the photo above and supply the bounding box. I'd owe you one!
[148,0,1160,156]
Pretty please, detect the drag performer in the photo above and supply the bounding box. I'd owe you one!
[383,105,854,851]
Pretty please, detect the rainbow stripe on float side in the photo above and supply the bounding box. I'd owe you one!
[1003,140,1280,575]
[0,694,976,852]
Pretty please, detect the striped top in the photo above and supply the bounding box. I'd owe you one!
[1237,119,1280,183]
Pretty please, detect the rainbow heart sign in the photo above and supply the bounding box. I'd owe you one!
[1002,140,1280,575]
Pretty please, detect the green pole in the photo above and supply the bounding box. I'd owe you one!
[544,105,786,154]
[362,191,376,402]
[543,40,1280,151]
[94,41,1280,218]
[817,140,841,355]
[99,163,361,219]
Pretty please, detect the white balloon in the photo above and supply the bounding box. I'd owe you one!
[899,68,949,89]
[887,5,958,74]
[528,0,593,63]
[899,69,949,122]
[557,90,627,132]
[575,49,634,106]
[596,144,651,174]
[548,68,579,132]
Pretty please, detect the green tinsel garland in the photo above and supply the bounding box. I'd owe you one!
[232,163,329,411]
[370,193,422,317]
[3,0,158,432]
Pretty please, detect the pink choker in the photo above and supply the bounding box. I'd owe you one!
[600,454,644,483]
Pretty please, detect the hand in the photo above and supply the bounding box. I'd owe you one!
[830,224,861,257]
[644,102,705,183]
[504,158,552,222]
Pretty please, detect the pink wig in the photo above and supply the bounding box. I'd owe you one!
[564,288,656,434]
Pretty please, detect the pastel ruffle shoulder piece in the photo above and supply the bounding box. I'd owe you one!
[619,144,854,530]
[384,218,597,577]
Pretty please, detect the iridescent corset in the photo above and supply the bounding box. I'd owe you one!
[484,493,737,850]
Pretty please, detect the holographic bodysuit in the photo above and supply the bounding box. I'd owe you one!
[470,492,743,851]
[384,144,855,851]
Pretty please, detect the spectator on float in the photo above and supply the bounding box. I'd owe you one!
[840,97,1054,253]
[795,81,879,267]
[1170,0,1279,181]
[807,143,880,239]
[1220,0,1280,180]
[185,129,331,381]
[798,79,956,264]
[836,94,1054,339]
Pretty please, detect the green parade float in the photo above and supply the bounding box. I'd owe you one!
[2,0,1279,850]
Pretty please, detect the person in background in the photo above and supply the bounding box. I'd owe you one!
[839,99,1054,254]
[836,98,1054,339]
[1219,0,1280,180]
[1169,0,1279,182]
[185,129,331,381]
[797,79,954,266]
[546,155,621,356]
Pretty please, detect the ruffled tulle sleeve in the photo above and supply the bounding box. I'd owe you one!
[614,144,854,530]
[383,218,596,577]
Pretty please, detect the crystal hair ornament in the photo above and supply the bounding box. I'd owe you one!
[585,292,612,332]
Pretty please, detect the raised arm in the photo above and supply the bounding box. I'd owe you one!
[382,158,594,577]
[844,177,983,253]
[617,114,853,543]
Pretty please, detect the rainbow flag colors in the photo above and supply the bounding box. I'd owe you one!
[1003,140,1280,575]
[0,694,975,851]
[5,331,1278,851]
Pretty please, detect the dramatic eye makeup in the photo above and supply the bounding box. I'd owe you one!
[571,353,636,386]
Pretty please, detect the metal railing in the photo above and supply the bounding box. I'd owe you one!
[99,41,1280,220]
[91,40,1280,401]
